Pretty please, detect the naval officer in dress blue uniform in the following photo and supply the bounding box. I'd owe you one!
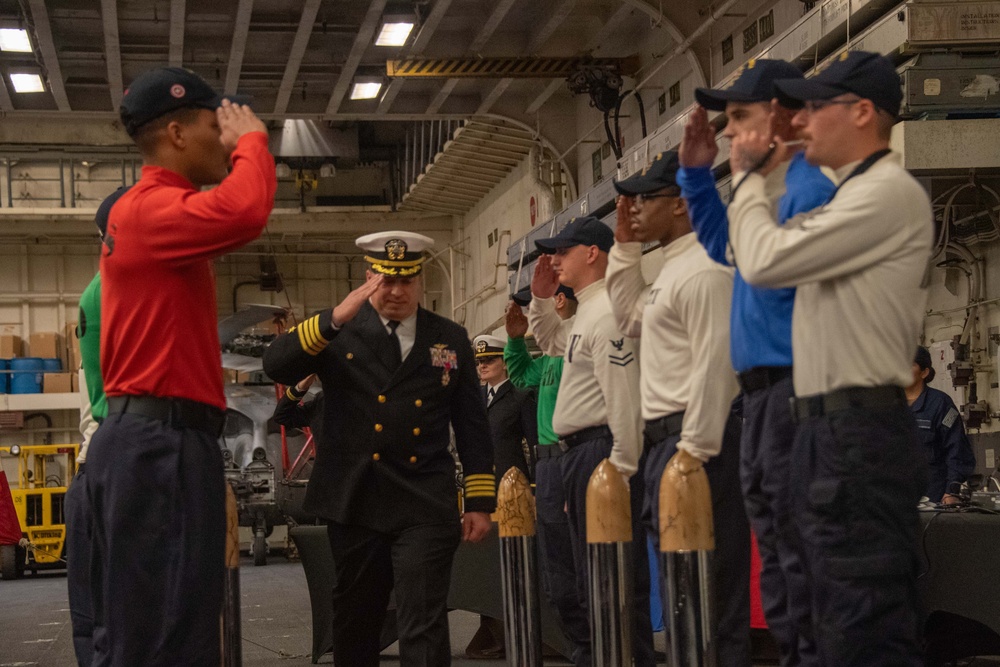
[263,230,495,667]
[474,334,537,480]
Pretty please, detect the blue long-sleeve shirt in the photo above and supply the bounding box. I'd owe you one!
[677,152,835,372]
[911,386,976,502]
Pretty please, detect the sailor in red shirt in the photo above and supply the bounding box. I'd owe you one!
[85,67,276,667]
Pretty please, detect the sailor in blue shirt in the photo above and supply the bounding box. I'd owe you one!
[678,59,834,667]
[906,346,976,504]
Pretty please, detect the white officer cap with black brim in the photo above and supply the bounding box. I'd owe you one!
[473,335,506,360]
[356,231,435,277]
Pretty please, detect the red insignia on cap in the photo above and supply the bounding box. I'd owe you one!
[170,84,185,98]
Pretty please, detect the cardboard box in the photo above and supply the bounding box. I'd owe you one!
[64,322,79,370]
[29,332,61,361]
[67,343,81,373]
[0,334,21,358]
[43,372,73,393]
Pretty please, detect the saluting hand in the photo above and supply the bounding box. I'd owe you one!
[462,511,493,543]
[332,273,384,326]
[505,301,529,339]
[614,195,637,244]
[679,106,719,169]
[531,255,560,300]
[729,127,787,177]
[217,99,268,153]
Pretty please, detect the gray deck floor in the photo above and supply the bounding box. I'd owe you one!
[0,555,573,666]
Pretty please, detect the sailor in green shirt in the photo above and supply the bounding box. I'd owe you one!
[504,285,590,665]
[67,186,127,667]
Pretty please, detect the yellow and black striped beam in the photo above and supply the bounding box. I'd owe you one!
[386,57,636,79]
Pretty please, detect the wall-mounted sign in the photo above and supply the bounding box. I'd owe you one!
[908,1,1000,44]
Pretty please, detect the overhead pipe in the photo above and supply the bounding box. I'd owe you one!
[558,0,743,165]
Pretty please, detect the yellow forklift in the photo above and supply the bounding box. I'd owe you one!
[0,444,78,579]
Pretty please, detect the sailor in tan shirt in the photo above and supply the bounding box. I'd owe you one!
[606,150,750,666]
[528,216,655,666]
[727,52,931,666]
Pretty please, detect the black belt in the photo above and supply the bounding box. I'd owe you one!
[535,444,564,459]
[738,366,792,394]
[107,395,226,438]
[644,411,685,445]
[558,424,612,449]
[791,385,905,423]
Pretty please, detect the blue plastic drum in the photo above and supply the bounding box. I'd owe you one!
[0,358,8,394]
[10,357,44,394]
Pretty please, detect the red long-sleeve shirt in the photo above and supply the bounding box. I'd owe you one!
[101,132,277,410]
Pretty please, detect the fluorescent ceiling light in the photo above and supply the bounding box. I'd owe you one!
[350,81,382,100]
[0,29,31,52]
[375,21,414,47]
[10,73,44,93]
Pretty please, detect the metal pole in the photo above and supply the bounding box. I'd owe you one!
[585,459,633,667]
[496,467,542,666]
[659,450,716,667]
[222,483,242,667]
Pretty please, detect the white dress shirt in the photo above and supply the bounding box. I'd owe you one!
[728,152,933,395]
[378,311,417,362]
[607,233,739,462]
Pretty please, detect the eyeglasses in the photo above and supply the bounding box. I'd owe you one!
[476,358,502,366]
[801,98,861,114]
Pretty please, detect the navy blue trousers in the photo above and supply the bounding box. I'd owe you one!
[561,434,656,667]
[86,413,225,667]
[326,520,461,667]
[642,414,751,667]
[792,402,926,667]
[534,455,590,666]
[741,377,816,666]
[65,466,93,667]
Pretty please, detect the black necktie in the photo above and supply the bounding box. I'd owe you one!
[387,320,402,371]
[487,387,496,406]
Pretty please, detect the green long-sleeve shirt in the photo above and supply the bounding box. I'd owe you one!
[78,272,106,421]
[504,336,563,446]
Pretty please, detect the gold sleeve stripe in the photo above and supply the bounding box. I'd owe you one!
[465,474,495,481]
[285,387,298,400]
[465,479,496,487]
[465,490,496,498]
[465,483,497,492]
[296,315,328,356]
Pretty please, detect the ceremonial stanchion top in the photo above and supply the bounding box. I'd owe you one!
[586,459,632,544]
[496,467,535,538]
[659,449,714,552]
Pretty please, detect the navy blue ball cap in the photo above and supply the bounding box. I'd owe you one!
[511,284,575,306]
[614,151,680,196]
[120,67,251,136]
[511,286,532,307]
[535,216,614,254]
[695,59,803,111]
[774,51,902,116]
[94,185,132,239]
